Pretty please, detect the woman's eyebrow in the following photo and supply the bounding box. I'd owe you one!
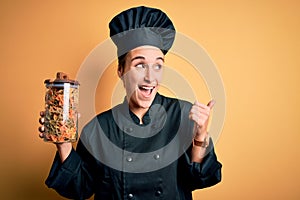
[130,56,164,62]
[131,56,145,62]
[156,57,164,62]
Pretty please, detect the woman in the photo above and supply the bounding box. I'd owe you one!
[40,6,222,200]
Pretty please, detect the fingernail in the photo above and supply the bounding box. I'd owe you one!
[39,126,45,132]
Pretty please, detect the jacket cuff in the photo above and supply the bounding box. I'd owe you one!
[45,148,81,189]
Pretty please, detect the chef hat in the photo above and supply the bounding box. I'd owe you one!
[109,6,176,58]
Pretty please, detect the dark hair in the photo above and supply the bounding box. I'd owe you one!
[118,54,127,72]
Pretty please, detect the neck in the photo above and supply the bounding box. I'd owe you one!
[128,103,149,125]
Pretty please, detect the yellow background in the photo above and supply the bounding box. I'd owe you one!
[1,0,299,199]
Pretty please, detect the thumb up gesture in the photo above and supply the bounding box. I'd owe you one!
[189,100,215,147]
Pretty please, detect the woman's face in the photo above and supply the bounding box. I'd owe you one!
[118,45,164,111]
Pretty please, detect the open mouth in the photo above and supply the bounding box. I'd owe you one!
[138,85,155,98]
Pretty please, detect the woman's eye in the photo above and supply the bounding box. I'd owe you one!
[153,64,162,70]
[135,63,162,71]
[136,64,146,69]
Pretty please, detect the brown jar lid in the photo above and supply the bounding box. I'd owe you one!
[44,72,79,85]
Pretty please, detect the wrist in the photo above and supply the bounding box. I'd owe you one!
[193,135,209,148]
[56,143,72,162]
[194,131,208,141]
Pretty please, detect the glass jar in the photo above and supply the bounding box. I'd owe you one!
[44,72,79,143]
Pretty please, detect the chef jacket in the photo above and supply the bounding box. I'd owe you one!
[45,93,222,200]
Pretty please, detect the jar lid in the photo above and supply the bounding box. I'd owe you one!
[44,72,80,85]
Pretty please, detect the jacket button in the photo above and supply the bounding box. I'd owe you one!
[126,157,133,162]
[151,124,157,129]
[155,190,162,196]
[128,193,134,198]
[126,127,133,133]
[153,154,160,160]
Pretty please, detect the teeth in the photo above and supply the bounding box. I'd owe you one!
[140,86,154,90]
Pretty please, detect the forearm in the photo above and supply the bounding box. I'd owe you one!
[191,137,209,163]
[56,143,72,163]
[184,137,222,190]
[46,141,95,199]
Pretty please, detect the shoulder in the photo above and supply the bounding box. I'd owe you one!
[82,107,114,132]
[87,102,127,127]
[96,109,113,121]
[158,93,192,112]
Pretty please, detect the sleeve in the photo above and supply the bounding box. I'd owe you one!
[179,138,222,191]
[45,140,97,200]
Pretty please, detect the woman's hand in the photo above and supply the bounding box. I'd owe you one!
[189,100,215,163]
[38,111,72,162]
[38,111,46,139]
[189,100,215,147]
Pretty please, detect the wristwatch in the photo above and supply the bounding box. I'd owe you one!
[193,136,209,148]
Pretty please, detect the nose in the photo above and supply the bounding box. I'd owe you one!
[144,66,153,83]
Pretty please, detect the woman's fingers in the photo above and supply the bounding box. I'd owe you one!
[189,100,216,135]
[39,117,45,125]
[38,125,45,139]
[207,99,216,109]
[189,102,211,126]
[38,111,45,138]
[40,111,45,117]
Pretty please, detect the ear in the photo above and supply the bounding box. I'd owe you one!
[117,67,123,79]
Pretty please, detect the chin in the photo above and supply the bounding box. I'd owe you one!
[130,89,157,110]
[137,100,153,109]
